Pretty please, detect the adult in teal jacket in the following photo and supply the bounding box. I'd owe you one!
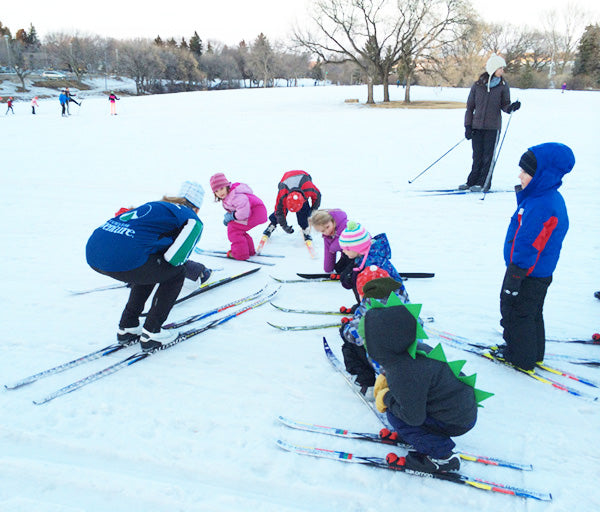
[86,181,204,350]
[499,143,574,370]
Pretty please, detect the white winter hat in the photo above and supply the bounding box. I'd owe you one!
[486,54,506,76]
[179,181,205,209]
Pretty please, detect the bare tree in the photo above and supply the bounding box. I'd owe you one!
[543,2,589,77]
[44,32,104,82]
[295,0,470,104]
[7,39,32,89]
[118,39,165,94]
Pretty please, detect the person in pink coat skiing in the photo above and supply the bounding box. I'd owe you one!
[210,172,268,260]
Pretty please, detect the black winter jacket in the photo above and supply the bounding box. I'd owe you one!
[464,73,512,131]
[365,306,477,431]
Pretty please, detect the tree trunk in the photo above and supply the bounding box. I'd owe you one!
[382,72,390,102]
[366,75,374,104]
[404,71,412,103]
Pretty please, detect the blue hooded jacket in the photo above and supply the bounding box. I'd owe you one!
[86,201,201,272]
[503,142,574,277]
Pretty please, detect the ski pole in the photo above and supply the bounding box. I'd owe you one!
[408,138,465,184]
[481,109,515,200]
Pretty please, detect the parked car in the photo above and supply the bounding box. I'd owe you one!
[42,70,66,79]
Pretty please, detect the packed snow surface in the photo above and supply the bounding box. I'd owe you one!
[1,83,599,511]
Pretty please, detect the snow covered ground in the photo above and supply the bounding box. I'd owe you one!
[1,83,599,512]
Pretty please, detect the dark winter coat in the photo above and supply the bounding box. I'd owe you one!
[365,306,477,431]
[504,143,574,277]
[464,73,512,131]
[86,201,201,272]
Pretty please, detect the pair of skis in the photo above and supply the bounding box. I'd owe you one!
[266,303,434,331]
[6,288,279,403]
[427,327,599,401]
[194,248,282,266]
[416,189,513,196]
[277,338,551,501]
[272,272,435,284]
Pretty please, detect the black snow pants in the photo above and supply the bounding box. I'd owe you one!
[467,129,498,188]
[500,275,552,371]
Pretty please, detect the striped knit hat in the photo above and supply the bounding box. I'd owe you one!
[339,221,371,254]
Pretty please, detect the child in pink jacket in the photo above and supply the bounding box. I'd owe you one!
[210,172,268,260]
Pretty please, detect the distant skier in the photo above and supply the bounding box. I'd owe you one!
[65,87,81,114]
[261,170,321,242]
[59,91,68,116]
[31,96,39,114]
[108,91,119,115]
[496,143,575,371]
[209,172,268,261]
[460,54,521,192]
[5,97,14,115]
[561,82,567,93]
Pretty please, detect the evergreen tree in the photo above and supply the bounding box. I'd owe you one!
[166,37,178,48]
[26,23,40,47]
[154,35,164,46]
[180,37,188,50]
[189,31,203,57]
[572,24,600,87]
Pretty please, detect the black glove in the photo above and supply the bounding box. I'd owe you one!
[282,225,294,234]
[340,266,357,290]
[507,101,521,113]
[500,263,527,301]
[465,125,472,140]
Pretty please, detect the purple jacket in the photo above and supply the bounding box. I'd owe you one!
[322,209,348,272]
[222,182,265,226]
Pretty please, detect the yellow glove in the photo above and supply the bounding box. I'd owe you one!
[374,374,388,397]
[375,387,389,413]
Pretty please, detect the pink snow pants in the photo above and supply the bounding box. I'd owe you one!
[227,204,268,260]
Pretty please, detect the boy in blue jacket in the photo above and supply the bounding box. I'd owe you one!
[498,143,574,370]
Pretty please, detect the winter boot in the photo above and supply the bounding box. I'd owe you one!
[140,328,178,351]
[263,224,277,237]
[458,183,469,190]
[200,268,213,284]
[469,185,482,192]
[302,227,312,241]
[404,450,460,473]
[117,325,143,344]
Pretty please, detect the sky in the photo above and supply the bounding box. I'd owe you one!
[2,0,599,45]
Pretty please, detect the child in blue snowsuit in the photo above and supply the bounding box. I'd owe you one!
[499,143,574,370]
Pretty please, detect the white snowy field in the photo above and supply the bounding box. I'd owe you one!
[1,83,599,512]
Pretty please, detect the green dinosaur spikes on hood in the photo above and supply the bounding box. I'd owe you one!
[359,295,493,406]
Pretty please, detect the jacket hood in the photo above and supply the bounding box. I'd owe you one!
[518,142,575,201]
[363,306,416,366]
[230,182,253,195]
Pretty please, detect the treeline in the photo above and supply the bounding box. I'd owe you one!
[1,4,599,98]
[0,22,316,94]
